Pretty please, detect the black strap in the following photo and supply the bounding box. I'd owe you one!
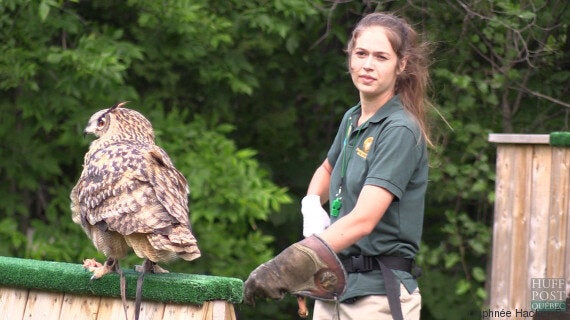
[341,255,414,274]
[378,259,403,320]
[340,255,420,320]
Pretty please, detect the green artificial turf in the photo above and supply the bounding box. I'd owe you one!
[550,132,570,147]
[0,256,243,305]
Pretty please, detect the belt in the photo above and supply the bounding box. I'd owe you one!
[340,255,421,320]
[341,255,415,274]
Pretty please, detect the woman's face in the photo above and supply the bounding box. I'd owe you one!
[349,26,404,101]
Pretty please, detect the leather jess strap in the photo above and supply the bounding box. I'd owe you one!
[340,255,420,320]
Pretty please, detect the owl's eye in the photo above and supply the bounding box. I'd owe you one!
[97,118,106,127]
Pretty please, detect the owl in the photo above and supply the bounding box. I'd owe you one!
[70,102,201,312]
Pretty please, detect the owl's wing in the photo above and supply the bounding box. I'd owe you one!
[74,142,190,236]
[144,145,191,227]
[70,180,84,227]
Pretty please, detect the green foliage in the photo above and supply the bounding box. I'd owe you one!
[416,0,569,318]
[418,211,491,318]
[0,0,568,319]
[0,0,141,266]
[147,109,291,277]
[0,0,291,281]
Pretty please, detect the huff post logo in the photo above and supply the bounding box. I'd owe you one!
[531,278,566,312]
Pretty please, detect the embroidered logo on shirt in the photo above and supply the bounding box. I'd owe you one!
[356,136,373,159]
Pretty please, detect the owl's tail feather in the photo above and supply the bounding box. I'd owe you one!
[177,249,201,261]
[145,227,202,262]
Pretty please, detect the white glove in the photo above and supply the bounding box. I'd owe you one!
[301,195,331,238]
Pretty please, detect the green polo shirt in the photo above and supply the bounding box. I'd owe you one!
[327,95,428,301]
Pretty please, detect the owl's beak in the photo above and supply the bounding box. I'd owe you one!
[83,123,96,138]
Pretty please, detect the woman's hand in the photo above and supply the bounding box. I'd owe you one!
[301,195,331,237]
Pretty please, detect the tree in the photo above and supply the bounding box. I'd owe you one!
[0,1,568,319]
[394,0,569,318]
[0,0,291,279]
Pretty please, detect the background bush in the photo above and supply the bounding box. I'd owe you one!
[0,0,568,319]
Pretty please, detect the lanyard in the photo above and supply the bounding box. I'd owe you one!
[332,116,362,217]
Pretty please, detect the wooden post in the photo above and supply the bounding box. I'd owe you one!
[489,134,569,319]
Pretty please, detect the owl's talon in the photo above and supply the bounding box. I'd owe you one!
[152,264,169,274]
[83,258,103,270]
[84,258,115,279]
[90,265,114,279]
[134,262,169,274]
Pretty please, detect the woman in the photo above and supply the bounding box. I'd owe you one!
[244,12,431,320]
[302,12,431,319]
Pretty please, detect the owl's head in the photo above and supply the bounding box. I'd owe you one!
[84,101,155,143]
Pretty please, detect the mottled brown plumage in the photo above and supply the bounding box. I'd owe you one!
[70,101,200,319]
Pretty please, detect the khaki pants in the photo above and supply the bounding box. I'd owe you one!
[313,284,421,320]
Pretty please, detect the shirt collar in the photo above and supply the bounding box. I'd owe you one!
[349,95,403,128]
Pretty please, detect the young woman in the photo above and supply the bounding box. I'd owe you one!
[244,12,432,320]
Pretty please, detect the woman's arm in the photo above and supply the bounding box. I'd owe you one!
[319,184,394,252]
[306,158,333,203]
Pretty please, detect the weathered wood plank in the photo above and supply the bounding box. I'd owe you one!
[96,297,166,320]
[490,144,517,309]
[224,303,237,320]
[0,288,236,320]
[96,297,132,320]
[508,145,533,311]
[50,294,168,320]
[566,148,570,295]
[23,290,64,320]
[59,294,100,320]
[488,133,550,144]
[547,147,569,278]
[526,148,552,283]
[85,295,167,320]
[204,300,236,320]
[0,287,28,320]
[137,300,166,320]
[162,302,206,320]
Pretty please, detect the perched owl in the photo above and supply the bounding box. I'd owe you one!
[70,102,201,318]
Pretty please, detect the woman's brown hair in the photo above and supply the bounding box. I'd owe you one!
[347,12,433,146]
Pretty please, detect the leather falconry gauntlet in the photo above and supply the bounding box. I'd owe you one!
[243,234,346,305]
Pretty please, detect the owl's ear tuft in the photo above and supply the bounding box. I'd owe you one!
[110,101,130,111]
[149,149,167,167]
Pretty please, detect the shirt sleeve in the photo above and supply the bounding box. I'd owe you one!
[365,125,423,200]
[327,108,356,168]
